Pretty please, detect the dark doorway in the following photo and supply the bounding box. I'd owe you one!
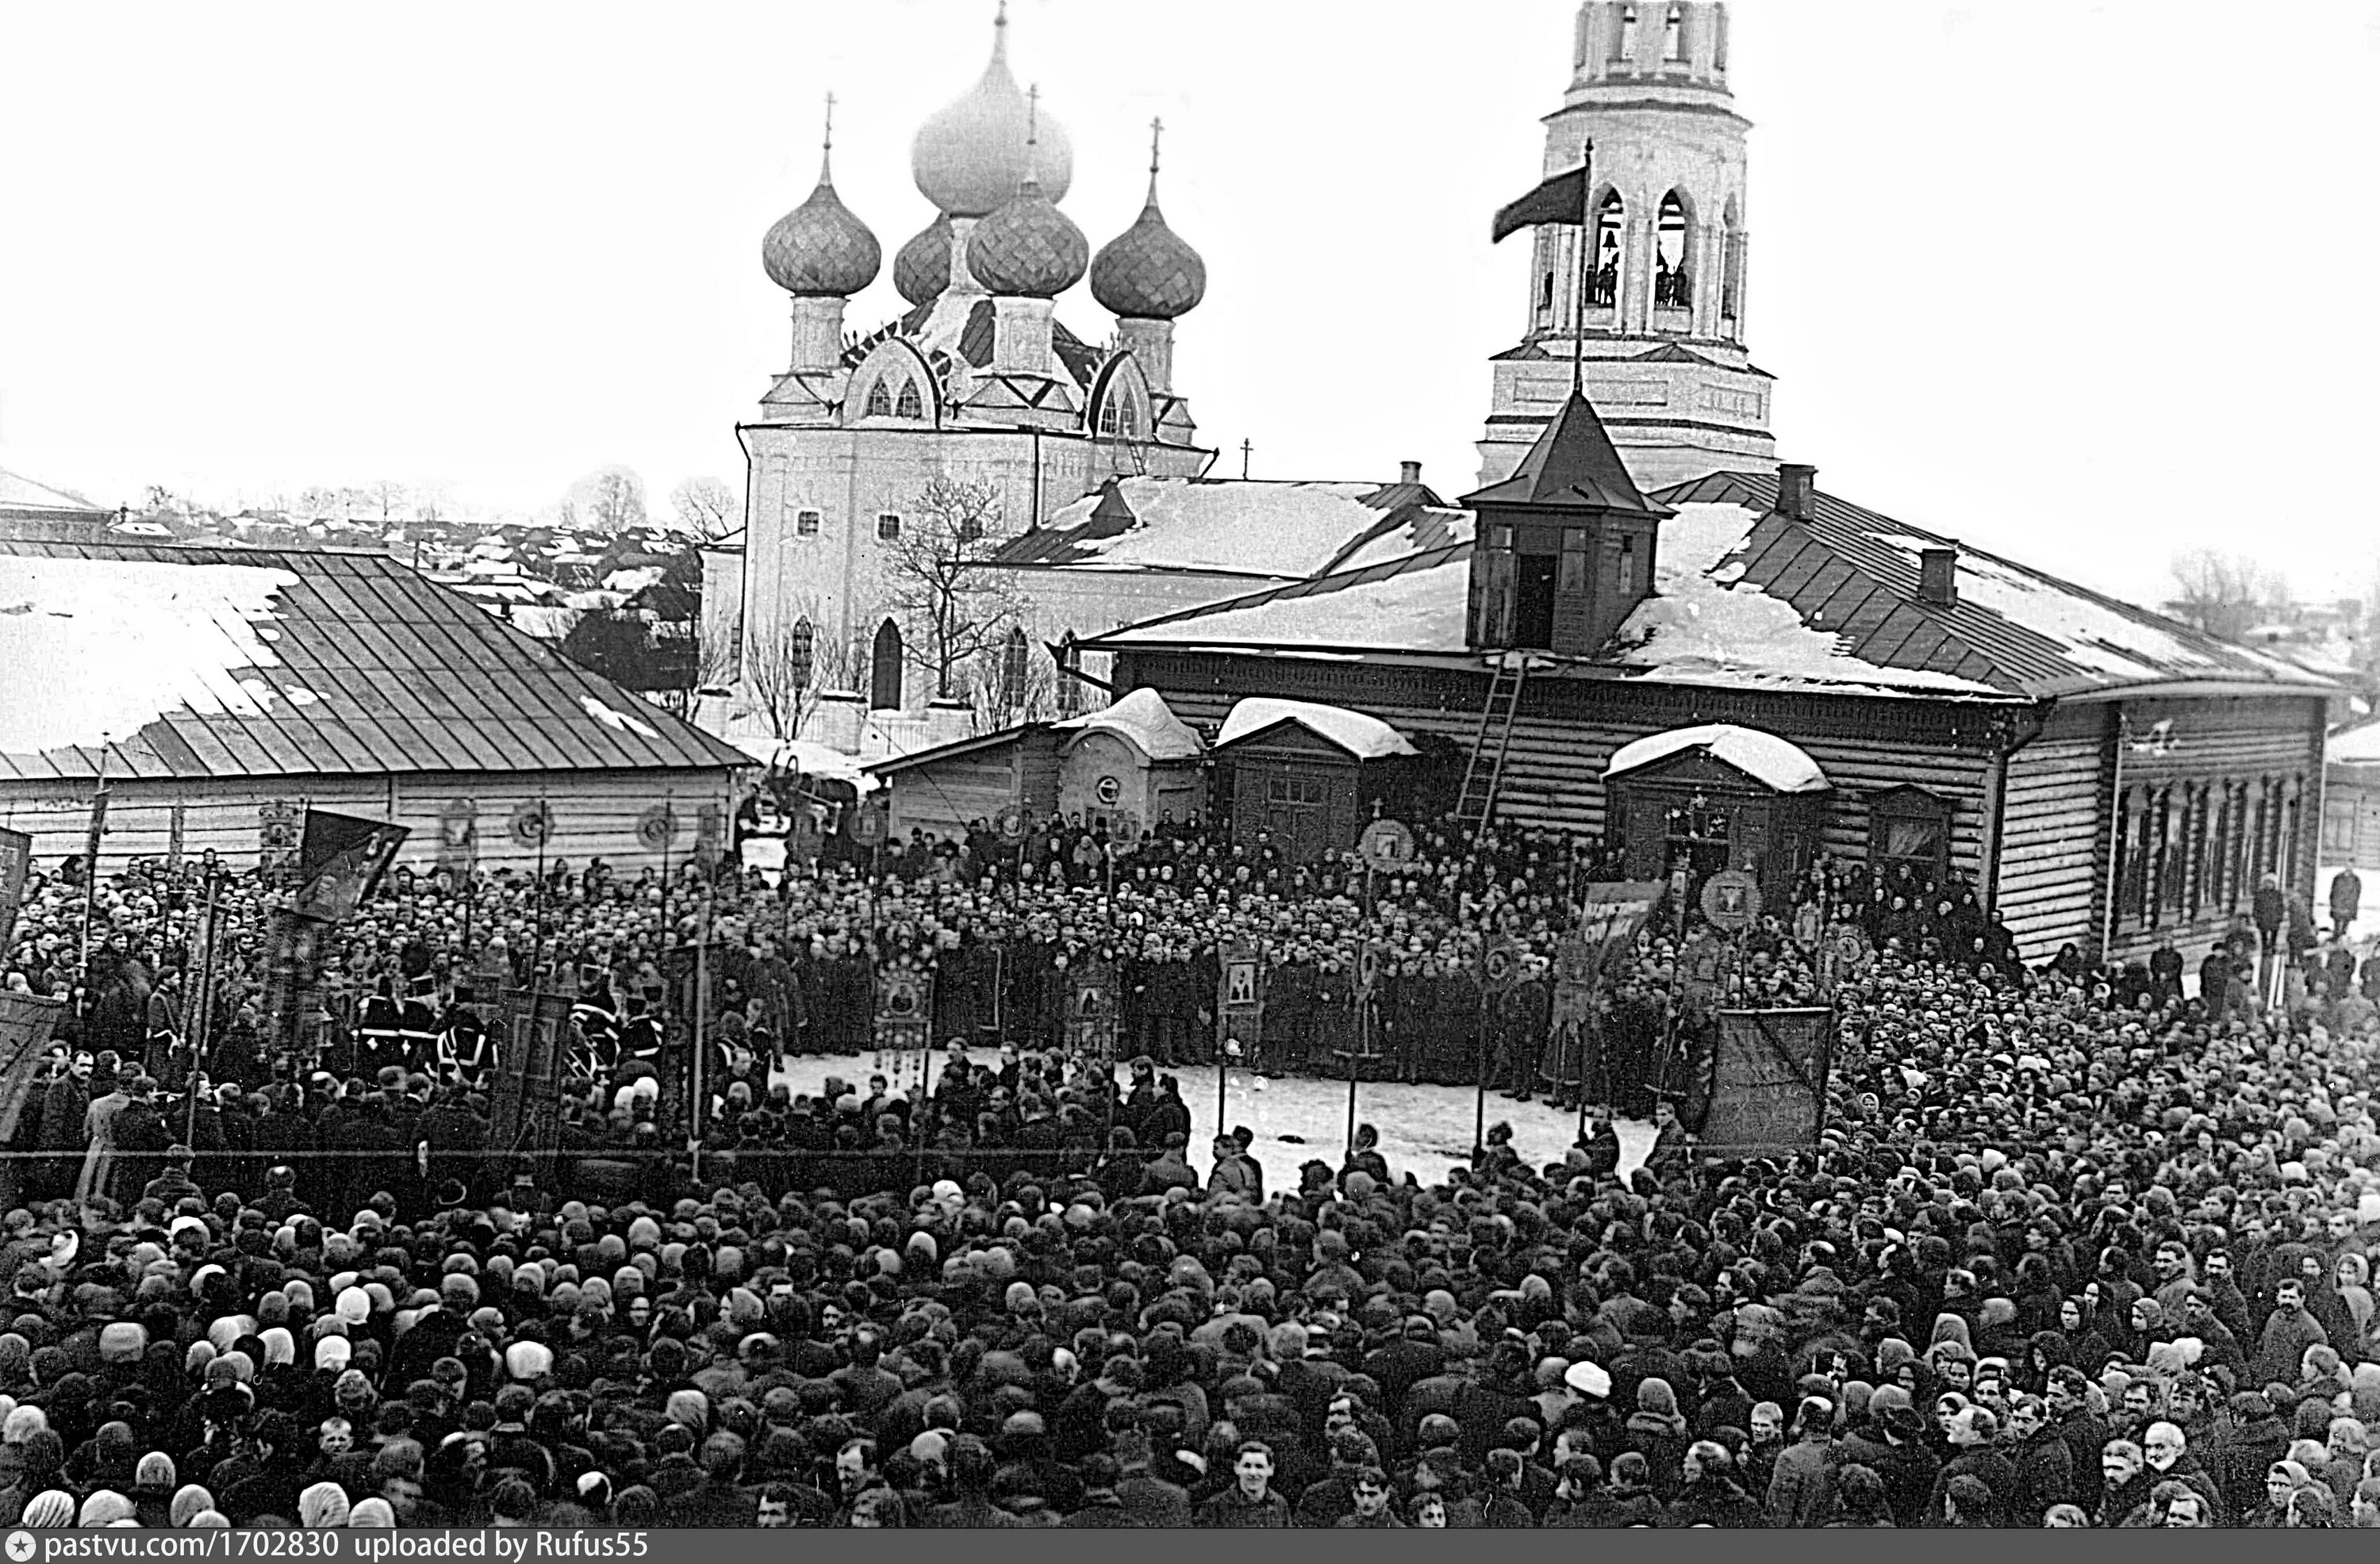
[1514,551,1558,648]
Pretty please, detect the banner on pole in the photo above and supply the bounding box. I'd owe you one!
[0,827,30,956]
[490,988,570,1185]
[295,810,409,923]
[259,908,335,1065]
[258,799,302,888]
[1217,937,1264,1063]
[1701,1007,1835,1157]
[875,964,932,1053]
[1065,954,1117,1064]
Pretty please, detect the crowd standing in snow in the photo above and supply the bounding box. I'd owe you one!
[0,812,2371,1526]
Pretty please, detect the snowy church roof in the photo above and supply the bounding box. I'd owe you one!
[992,475,1461,580]
[0,539,749,783]
[1053,687,1203,761]
[1605,724,1830,793]
[1214,698,1416,761]
[1088,471,2338,704]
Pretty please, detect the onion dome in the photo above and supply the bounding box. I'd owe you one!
[967,88,1086,298]
[1090,121,1206,320]
[762,105,881,297]
[893,214,954,306]
[910,4,1073,218]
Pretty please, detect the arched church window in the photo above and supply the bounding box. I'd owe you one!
[895,380,924,420]
[1714,6,1729,70]
[1000,626,1030,711]
[1655,191,1693,310]
[1663,5,1685,63]
[1591,191,1625,309]
[864,378,895,418]
[1096,390,1139,439]
[1056,631,1087,718]
[1721,200,1743,322]
[869,617,904,710]
[788,617,816,689]
[1611,7,1637,65]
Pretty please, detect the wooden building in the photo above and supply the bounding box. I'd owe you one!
[0,539,748,874]
[866,688,1207,845]
[1085,393,2336,966]
[1210,698,1418,862]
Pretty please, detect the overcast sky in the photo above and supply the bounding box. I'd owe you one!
[2,1,2375,606]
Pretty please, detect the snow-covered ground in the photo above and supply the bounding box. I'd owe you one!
[765,1054,1653,1191]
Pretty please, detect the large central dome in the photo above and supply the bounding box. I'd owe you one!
[911,10,1073,218]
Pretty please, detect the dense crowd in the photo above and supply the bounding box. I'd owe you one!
[0,810,2373,1528]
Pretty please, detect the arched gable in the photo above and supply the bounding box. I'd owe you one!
[1084,351,1154,441]
[843,336,942,428]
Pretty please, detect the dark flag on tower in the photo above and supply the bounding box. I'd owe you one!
[295,809,409,923]
[1491,160,1591,243]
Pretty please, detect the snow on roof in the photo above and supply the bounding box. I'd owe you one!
[2331,720,2380,767]
[0,552,299,753]
[1605,723,1830,793]
[1004,477,1395,577]
[1053,687,1204,761]
[1615,504,2004,696]
[728,734,879,792]
[603,565,666,596]
[1100,547,1472,654]
[1215,697,1417,761]
[1328,507,1476,573]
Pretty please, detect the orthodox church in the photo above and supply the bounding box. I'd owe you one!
[1073,2,2336,971]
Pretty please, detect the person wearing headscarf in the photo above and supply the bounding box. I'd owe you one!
[19,1490,75,1528]
[77,1490,136,1528]
[170,1485,214,1528]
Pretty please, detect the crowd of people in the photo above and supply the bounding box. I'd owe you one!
[0,807,2371,1528]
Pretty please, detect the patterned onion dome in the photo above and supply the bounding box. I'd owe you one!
[893,214,954,306]
[910,10,1073,218]
[968,178,1087,299]
[762,151,881,297]
[1090,156,1206,320]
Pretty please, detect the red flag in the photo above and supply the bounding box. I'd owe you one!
[1491,163,1590,243]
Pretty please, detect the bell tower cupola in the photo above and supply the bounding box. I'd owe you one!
[1477,2,1775,492]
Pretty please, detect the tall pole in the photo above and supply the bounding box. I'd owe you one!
[75,738,111,1021]
[182,868,221,1148]
[530,799,548,984]
[690,872,712,1179]
[1346,863,1372,1158]
[1572,139,1595,393]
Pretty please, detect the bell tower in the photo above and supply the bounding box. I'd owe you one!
[1476,2,1775,490]
[1461,385,1672,657]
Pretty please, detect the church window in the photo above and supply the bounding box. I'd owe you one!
[788,618,816,688]
[877,512,902,540]
[1663,6,1685,62]
[1655,192,1693,311]
[1097,390,1140,439]
[863,378,894,418]
[1539,269,1557,314]
[895,380,924,420]
[1721,201,1743,322]
[1714,6,1729,70]
[795,508,821,536]
[869,618,904,710]
[1000,626,1030,710]
[1056,632,1087,718]
[1612,6,1637,64]
[1591,191,1625,308]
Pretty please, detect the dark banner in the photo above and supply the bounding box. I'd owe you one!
[296,808,409,923]
[491,989,570,1186]
[1576,880,1664,972]
[0,826,29,956]
[1701,1007,1835,1157]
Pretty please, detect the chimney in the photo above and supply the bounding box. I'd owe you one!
[1918,545,1960,608]
[1399,459,1422,485]
[1777,462,1818,521]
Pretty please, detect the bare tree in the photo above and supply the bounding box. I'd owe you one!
[2168,550,2287,642]
[669,476,739,542]
[744,614,826,741]
[565,467,647,535]
[881,476,1021,701]
[366,478,409,522]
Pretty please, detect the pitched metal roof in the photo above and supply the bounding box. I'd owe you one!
[1459,389,1671,516]
[0,539,750,783]
[1658,472,2334,700]
[0,468,109,519]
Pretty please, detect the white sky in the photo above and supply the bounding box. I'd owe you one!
[2,1,2375,607]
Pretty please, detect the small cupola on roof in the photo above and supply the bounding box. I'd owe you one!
[966,89,1088,298]
[1091,121,1206,321]
[1458,384,1672,656]
[910,2,1073,218]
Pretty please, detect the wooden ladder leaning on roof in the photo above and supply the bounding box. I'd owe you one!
[1452,652,1528,851]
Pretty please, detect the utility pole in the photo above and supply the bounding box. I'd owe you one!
[1239,439,1252,480]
